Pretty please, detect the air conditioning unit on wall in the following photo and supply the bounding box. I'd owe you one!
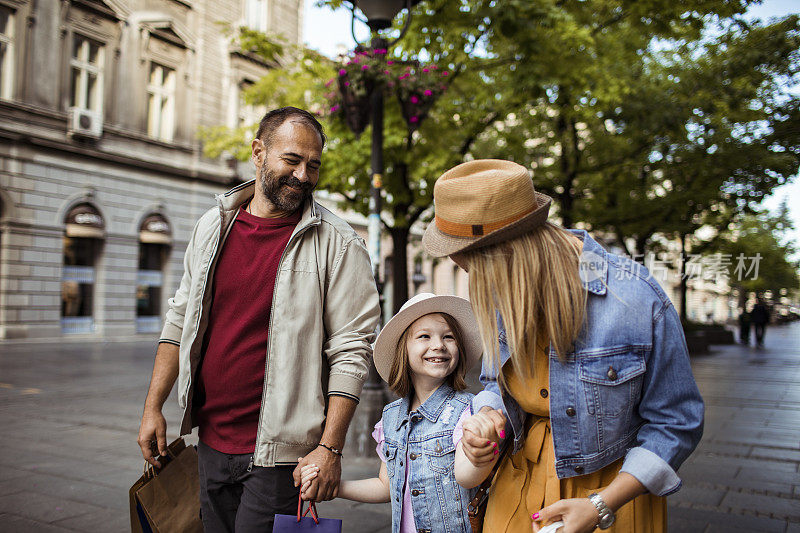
[68,107,103,139]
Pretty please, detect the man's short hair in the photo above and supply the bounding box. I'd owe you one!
[255,107,326,150]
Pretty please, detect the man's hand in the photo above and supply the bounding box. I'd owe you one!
[461,406,507,467]
[293,447,341,502]
[138,408,168,468]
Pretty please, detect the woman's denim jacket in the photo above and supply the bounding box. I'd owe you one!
[382,384,476,533]
[473,230,704,497]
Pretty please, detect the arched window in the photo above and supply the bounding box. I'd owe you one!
[62,203,104,333]
[136,214,171,333]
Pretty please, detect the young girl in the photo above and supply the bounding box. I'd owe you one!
[300,292,484,533]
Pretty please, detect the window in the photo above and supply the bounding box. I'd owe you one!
[136,214,171,333]
[237,80,264,131]
[0,6,14,100]
[62,204,105,334]
[146,63,176,142]
[245,0,269,33]
[70,34,104,112]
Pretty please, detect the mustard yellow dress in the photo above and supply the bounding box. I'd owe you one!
[483,346,667,532]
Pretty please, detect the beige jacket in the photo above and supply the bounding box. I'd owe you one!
[159,180,381,466]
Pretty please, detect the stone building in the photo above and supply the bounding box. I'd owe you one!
[0,0,304,339]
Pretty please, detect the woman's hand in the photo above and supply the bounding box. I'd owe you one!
[531,498,598,533]
[461,406,507,467]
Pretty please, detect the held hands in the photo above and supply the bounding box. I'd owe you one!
[293,447,342,502]
[461,406,507,467]
[531,498,599,533]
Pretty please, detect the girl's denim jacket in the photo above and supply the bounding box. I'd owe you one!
[473,230,704,497]
[382,384,476,533]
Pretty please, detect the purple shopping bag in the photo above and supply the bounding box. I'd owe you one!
[272,496,342,533]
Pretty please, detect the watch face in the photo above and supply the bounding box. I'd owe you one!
[599,513,615,529]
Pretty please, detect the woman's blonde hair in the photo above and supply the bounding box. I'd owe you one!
[459,222,586,390]
[388,312,469,398]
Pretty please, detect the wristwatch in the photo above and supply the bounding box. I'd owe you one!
[588,493,615,529]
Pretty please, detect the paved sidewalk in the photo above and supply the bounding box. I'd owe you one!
[0,322,798,532]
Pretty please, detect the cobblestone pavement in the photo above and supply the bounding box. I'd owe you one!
[0,321,798,532]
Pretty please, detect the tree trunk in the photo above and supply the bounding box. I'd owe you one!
[390,226,410,315]
[679,233,688,323]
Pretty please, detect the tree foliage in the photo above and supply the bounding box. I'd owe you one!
[199,2,800,314]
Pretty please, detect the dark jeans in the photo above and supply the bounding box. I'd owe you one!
[197,440,299,533]
[754,323,767,346]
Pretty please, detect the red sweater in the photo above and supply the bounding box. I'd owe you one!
[195,206,300,454]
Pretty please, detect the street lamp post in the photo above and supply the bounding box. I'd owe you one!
[341,0,415,458]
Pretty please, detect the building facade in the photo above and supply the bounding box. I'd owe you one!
[0,0,304,339]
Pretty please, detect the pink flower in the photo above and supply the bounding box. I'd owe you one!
[424,89,433,96]
[384,70,391,75]
[409,116,419,123]
[375,48,387,54]
[442,71,449,76]
[344,81,350,87]
[362,64,369,70]
[387,60,395,65]
[410,95,419,104]
[431,65,438,69]
[338,69,347,76]
[399,73,410,80]
[422,68,429,73]
[330,105,340,113]
[325,78,334,87]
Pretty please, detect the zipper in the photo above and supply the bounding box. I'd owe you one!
[252,206,321,466]
[247,455,254,472]
[180,198,238,427]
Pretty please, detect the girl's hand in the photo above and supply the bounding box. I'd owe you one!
[461,407,506,467]
[532,498,598,533]
[299,462,320,500]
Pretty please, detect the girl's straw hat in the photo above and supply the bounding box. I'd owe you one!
[373,293,483,383]
[422,159,552,258]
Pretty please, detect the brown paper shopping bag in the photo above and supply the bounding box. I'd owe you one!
[129,437,203,533]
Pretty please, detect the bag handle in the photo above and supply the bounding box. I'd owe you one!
[296,495,319,524]
[141,447,177,479]
[467,439,511,517]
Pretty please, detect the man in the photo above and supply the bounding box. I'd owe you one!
[751,297,770,347]
[137,107,381,532]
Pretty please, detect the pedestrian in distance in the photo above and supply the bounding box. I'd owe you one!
[738,306,752,345]
[137,106,381,532]
[300,293,483,533]
[423,160,704,533]
[751,297,771,348]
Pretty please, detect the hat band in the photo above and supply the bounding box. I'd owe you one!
[435,211,528,238]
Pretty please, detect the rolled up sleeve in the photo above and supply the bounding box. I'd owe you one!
[322,237,381,401]
[621,301,704,496]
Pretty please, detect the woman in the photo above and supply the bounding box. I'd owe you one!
[422,160,704,533]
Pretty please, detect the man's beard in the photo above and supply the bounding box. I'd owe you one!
[259,165,315,213]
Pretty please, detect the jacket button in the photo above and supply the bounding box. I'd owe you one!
[566,407,576,417]
[410,453,417,460]
[607,366,618,381]
[540,388,548,398]
[574,465,584,474]
[411,489,420,496]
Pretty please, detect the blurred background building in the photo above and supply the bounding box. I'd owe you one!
[0,0,307,339]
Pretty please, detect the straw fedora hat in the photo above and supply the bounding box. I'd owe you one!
[373,293,483,383]
[422,159,552,258]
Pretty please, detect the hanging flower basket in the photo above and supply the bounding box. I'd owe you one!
[326,51,450,135]
[336,74,373,136]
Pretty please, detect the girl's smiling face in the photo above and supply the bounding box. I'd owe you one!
[406,313,460,385]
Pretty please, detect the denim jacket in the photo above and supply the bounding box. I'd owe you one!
[473,230,704,497]
[382,384,476,533]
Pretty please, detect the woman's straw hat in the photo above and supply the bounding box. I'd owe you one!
[423,159,552,258]
[373,293,483,383]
